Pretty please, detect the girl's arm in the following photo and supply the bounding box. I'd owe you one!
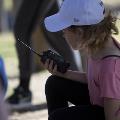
[42,59,88,83]
[104,98,120,120]
[58,70,87,83]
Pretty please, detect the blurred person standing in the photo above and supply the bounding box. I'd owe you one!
[6,0,80,106]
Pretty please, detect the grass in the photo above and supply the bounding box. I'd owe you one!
[0,32,18,77]
[3,0,13,11]
[0,32,19,98]
[0,33,16,57]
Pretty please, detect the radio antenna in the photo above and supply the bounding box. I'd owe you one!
[17,39,42,57]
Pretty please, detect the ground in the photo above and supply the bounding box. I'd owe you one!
[8,71,51,120]
[10,110,48,120]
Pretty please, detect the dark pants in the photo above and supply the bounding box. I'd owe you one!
[45,75,105,120]
[14,0,78,91]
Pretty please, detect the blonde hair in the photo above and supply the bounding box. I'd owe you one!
[70,12,119,55]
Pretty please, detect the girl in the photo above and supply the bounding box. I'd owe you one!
[43,0,120,120]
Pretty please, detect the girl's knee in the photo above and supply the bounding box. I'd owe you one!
[45,75,57,88]
[45,75,61,95]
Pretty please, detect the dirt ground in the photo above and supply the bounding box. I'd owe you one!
[7,71,51,120]
[9,110,48,120]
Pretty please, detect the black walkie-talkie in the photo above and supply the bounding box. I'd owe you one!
[17,39,70,73]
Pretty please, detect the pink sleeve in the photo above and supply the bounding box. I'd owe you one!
[99,59,120,99]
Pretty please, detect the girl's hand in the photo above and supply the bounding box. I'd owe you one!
[41,58,87,83]
[42,59,64,76]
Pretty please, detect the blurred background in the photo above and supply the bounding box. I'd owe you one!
[0,0,120,120]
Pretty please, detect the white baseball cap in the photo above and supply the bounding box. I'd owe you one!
[44,0,105,32]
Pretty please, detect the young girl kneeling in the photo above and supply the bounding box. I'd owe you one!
[43,0,120,120]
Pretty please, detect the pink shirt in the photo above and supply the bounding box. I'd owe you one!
[87,57,120,107]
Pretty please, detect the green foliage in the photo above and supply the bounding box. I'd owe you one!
[0,32,17,58]
[4,0,13,10]
[0,32,18,77]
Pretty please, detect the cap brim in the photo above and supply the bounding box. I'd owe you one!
[44,13,71,32]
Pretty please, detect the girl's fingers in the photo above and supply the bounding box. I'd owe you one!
[44,59,55,73]
[48,60,58,74]
[49,60,54,70]
[43,59,58,74]
[53,65,57,74]
[44,59,50,69]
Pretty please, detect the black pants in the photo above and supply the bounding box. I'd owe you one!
[45,75,105,120]
[14,0,78,91]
